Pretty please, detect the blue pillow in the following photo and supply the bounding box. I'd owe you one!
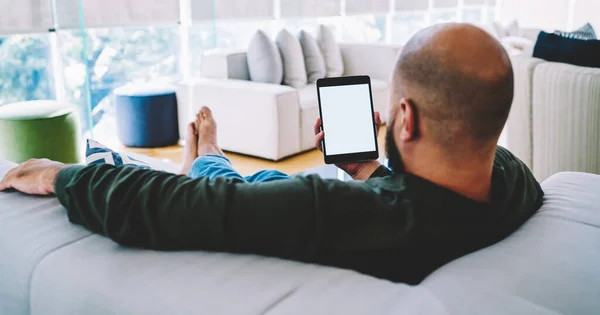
[85,139,150,169]
[533,31,600,68]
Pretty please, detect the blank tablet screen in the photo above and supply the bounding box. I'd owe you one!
[318,83,377,156]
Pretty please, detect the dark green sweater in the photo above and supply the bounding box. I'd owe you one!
[55,147,543,284]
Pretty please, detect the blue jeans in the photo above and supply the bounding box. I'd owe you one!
[188,154,290,182]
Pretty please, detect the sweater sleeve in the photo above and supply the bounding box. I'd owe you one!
[54,164,409,261]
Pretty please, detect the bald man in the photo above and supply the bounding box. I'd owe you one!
[0,24,543,284]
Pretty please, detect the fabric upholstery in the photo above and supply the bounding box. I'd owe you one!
[2,154,599,314]
[86,139,150,169]
[247,30,283,84]
[298,30,326,83]
[531,62,600,181]
[186,78,301,161]
[200,49,250,80]
[534,32,600,68]
[505,56,545,169]
[113,84,180,148]
[0,160,92,315]
[317,25,344,77]
[422,172,600,315]
[181,44,400,159]
[554,23,597,40]
[0,100,80,164]
[276,29,308,88]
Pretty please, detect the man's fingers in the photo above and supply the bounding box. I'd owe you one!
[374,112,382,134]
[315,131,325,152]
[314,117,322,135]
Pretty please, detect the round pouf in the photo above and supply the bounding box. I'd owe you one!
[0,100,80,163]
[113,84,180,148]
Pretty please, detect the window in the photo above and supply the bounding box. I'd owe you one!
[57,26,180,131]
[0,33,55,106]
[342,15,387,43]
[391,12,427,44]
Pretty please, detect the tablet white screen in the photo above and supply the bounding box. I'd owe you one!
[319,84,377,156]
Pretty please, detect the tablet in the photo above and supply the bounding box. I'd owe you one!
[317,75,379,165]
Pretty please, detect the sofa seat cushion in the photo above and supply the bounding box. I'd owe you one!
[422,172,600,315]
[0,160,93,315]
[297,80,389,150]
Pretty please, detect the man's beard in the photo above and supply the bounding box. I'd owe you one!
[386,122,406,174]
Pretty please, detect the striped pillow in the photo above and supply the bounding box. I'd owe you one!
[86,139,150,169]
[554,23,597,40]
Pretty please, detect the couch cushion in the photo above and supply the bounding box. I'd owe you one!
[0,160,93,315]
[299,30,326,83]
[422,172,600,315]
[276,29,308,88]
[317,25,344,77]
[247,30,283,84]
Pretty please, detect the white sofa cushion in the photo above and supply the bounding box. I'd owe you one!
[276,29,308,88]
[317,25,344,77]
[2,154,599,314]
[247,30,283,84]
[299,30,326,83]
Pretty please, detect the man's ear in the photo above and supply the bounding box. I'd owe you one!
[398,98,418,141]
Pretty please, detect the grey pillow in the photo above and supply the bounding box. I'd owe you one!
[247,30,283,84]
[317,25,344,77]
[298,30,326,83]
[276,29,308,88]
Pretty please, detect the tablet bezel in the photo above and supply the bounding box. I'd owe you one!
[316,75,379,165]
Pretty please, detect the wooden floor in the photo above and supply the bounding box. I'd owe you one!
[110,126,388,176]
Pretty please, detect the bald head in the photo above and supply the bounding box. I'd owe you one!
[391,23,513,152]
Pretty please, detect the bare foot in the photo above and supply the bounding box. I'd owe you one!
[195,106,225,157]
[180,122,198,175]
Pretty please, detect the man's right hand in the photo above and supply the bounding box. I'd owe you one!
[314,113,383,181]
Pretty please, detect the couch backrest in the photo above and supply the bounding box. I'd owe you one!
[201,49,251,81]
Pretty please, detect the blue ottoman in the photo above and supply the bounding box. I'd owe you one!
[113,84,180,148]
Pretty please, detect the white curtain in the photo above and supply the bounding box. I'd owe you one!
[396,0,429,11]
[54,0,180,28]
[572,0,600,31]
[280,0,341,17]
[0,0,53,33]
[434,0,459,9]
[191,0,274,20]
[345,0,390,15]
[498,0,569,30]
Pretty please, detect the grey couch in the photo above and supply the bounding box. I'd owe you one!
[1,158,599,315]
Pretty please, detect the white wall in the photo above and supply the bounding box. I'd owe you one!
[497,0,570,30]
[498,0,599,31]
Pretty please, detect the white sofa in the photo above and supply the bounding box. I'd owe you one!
[506,56,600,181]
[1,157,600,314]
[177,43,403,161]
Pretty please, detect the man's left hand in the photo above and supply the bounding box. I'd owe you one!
[0,159,66,195]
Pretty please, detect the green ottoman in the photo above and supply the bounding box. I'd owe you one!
[0,100,81,163]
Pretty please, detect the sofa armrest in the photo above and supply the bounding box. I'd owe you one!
[339,43,403,81]
[200,49,250,81]
[178,78,301,161]
[531,62,600,181]
[505,56,546,169]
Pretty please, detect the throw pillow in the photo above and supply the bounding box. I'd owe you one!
[298,30,326,83]
[86,139,150,169]
[276,29,308,88]
[492,20,520,39]
[317,25,344,77]
[533,31,600,68]
[247,30,284,84]
[554,23,597,40]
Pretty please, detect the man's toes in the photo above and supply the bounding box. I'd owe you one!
[200,106,213,119]
[188,122,196,135]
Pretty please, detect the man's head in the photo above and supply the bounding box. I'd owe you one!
[387,23,514,174]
